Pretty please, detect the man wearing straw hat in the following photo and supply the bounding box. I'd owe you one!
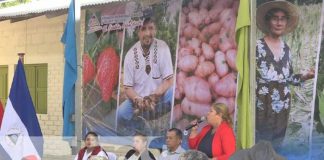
[255,0,315,151]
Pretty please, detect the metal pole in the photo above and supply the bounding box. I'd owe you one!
[250,0,256,145]
[74,0,82,154]
[18,52,25,64]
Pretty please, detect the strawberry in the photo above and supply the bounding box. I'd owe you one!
[82,54,96,85]
[96,47,120,102]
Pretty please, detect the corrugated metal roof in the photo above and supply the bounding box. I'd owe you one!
[0,0,122,20]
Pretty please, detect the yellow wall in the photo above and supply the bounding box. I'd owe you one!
[0,13,75,155]
[0,14,66,135]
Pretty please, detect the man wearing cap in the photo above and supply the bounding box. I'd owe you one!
[117,17,174,135]
[255,0,314,150]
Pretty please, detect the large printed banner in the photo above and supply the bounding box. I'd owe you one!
[256,0,322,159]
[82,0,324,158]
[313,2,324,159]
[174,0,239,131]
[82,0,239,139]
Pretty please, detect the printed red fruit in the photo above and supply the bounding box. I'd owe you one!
[96,47,120,102]
[83,54,96,85]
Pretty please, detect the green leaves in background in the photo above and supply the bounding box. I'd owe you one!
[0,0,31,9]
[87,31,120,64]
[318,89,324,126]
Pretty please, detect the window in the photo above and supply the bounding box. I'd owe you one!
[0,65,8,106]
[24,64,48,114]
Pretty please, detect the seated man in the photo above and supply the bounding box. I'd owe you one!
[159,128,186,160]
[117,17,174,135]
[74,132,109,160]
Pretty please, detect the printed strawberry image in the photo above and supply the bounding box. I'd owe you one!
[96,47,120,102]
[83,54,96,85]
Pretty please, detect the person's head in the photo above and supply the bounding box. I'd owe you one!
[133,132,148,153]
[84,131,99,149]
[207,103,232,127]
[265,8,288,37]
[179,150,209,160]
[166,128,182,152]
[256,0,299,35]
[138,17,157,50]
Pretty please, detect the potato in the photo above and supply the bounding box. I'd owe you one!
[179,47,194,58]
[214,51,229,77]
[213,73,236,97]
[178,55,199,72]
[188,11,204,27]
[208,72,220,87]
[202,43,214,60]
[181,97,210,117]
[195,61,215,78]
[216,96,235,114]
[209,34,219,50]
[184,76,212,103]
[226,49,237,71]
[183,24,200,39]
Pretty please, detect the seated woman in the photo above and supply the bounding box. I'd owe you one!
[188,103,236,160]
[74,131,109,160]
[124,133,156,160]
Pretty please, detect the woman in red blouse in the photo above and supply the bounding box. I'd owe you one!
[188,103,236,160]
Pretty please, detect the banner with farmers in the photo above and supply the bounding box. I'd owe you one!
[82,0,324,157]
[82,0,240,139]
[312,2,324,159]
[82,0,181,137]
[255,0,322,159]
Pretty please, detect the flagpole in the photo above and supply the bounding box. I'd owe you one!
[17,52,25,64]
[74,0,82,154]
[250,0,256,145]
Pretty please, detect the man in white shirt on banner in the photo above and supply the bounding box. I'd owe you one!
[159,128,186,160]
[117,16,174,135]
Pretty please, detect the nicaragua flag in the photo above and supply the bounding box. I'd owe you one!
[0,59,43,160]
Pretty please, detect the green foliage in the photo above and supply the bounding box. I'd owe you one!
[318,90,324,126]
[0,0,31,9]
[86,31,120,64]
[123,28,139,61]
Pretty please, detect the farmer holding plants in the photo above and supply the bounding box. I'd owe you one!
[117,16,174,135]
[255,0,315,151]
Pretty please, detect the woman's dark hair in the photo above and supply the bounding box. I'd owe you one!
[265,8,289,22]
[84,131,98,141]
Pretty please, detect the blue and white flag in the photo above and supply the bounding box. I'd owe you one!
[0,59,43,160]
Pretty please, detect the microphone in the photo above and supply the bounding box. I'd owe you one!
[185,116,206,131]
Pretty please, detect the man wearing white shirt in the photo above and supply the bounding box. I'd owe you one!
[117,17,174,135]
[74,132,109,160]
[159,128,186,160]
